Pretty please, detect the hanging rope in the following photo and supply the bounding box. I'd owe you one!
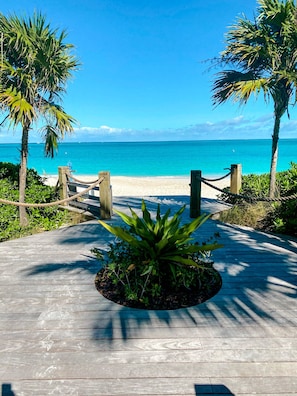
[0,177,104,208]
[199,176,297,203]
[67,172,99,185]
[200,169,232,182]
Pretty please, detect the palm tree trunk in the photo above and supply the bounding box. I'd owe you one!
[269,114,280,198]
[19,124,29,227]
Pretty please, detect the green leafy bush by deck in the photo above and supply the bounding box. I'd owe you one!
[219,162,297,236]
[0,162,70,241]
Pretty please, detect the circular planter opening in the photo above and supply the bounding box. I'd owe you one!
[95,266,222,310]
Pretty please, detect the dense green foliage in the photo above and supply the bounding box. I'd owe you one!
[93,201,222,307]
[219,163,297,236]
[0,162,71,241]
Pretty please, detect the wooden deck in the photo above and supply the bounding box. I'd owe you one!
[0,196,297,396]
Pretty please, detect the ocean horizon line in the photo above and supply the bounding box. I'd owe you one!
[2,137,297,146]
[1,139,296,177]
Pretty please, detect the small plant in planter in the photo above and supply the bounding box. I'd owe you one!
[93,201,223,310]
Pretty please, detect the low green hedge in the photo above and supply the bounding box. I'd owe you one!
[0,162,71,241]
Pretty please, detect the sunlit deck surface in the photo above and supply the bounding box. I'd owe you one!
[0,196,297,396]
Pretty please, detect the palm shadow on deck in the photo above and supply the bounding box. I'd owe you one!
[1,384,15,396]
[194,384,235,395]
[91,219,297,343]
[22,196,297,344]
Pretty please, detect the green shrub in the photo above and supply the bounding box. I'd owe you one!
[0,162,71,241]
[219,162,297,236]
[93,200,222,306]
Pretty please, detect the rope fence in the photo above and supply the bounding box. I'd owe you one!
[0,177,104,208]
[1,163,296,220]
[67,171,99,185]
[60,168,112,219]
[0,166,112,219]
[190,164,297,217]
[200,169,232,183]
[199,175,297,203]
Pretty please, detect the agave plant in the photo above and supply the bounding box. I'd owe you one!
[95,201,222,307]
[99,200,221,268]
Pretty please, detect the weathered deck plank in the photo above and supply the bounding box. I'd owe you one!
[0,196,297,395]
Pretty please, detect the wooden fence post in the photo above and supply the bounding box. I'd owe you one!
[230,164,242,195]
[58,166,69,205]
[99,171,112,219]
[190,170,202,218]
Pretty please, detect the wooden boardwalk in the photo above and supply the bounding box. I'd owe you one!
[0,196,296,396]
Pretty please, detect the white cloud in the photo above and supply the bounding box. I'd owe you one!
[70,116,272,141]
[2,114,296,143]
[99,125,122,133]
[73,125,128,136]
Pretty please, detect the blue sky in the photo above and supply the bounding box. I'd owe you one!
[1,0,297,143]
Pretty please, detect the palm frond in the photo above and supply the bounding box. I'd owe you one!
[42,125,59,158]
[43,102,76,134]
[0,11,79,147]
[213,0,297,113]
[0,87,35,127]
[212,70,269,105]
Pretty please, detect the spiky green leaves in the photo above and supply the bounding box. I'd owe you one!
[95,201,223,306]
[99,200,222,269]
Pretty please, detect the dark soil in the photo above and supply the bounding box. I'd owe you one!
[95,267,222,310]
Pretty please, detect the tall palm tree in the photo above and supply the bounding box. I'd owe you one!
[0,12,79,225]
[212,0,297,198]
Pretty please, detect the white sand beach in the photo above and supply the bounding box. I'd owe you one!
[44,175,229,199]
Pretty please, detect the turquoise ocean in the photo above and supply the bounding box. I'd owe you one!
[1,139,297,177]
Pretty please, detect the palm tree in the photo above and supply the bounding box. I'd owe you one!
[0,12,78,225]
[212,0,297,198]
